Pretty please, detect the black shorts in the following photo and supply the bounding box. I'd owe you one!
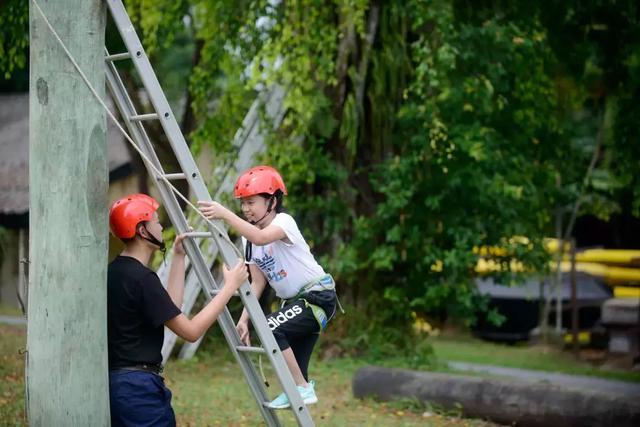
[266,290,336,381]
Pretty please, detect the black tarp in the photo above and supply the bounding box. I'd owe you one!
[473,273,612,342]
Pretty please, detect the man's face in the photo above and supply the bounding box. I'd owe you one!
[143,212,163,242]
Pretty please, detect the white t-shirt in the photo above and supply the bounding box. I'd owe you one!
[243,213,326,299]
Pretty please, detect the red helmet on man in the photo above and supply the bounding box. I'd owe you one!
[233,165,288,198]
[109,193,160,239]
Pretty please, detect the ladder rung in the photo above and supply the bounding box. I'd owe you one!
[183,231,213,239]
[236,345,266,354]
[129,113,159,122]
[105,52,131,61]
[159,173,186,181]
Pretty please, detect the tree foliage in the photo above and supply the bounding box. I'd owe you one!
[0,0,29,80]
[6,1,639,349]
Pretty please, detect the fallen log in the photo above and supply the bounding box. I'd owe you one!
[352,366,640,427]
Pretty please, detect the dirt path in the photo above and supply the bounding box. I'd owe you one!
[0,315,26,326]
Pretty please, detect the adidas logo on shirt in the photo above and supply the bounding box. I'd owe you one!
[267,305,303,330]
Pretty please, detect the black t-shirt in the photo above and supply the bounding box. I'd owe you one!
[107,255,181,369]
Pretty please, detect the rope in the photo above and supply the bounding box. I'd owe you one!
[30,0,243,260]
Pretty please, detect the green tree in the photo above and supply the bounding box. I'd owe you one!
[0,0,28,80]
[177,0,570,346]
[7,0,638,353]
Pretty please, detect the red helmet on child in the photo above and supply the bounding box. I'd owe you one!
[109,193,160,239]
[234,165,288,198]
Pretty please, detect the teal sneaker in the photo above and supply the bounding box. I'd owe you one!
[267,391,290,409]
[299,380,318,406]
[267,381,318,410]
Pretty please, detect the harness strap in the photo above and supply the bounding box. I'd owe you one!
[297,274,344,315]
[281,274,346,332]
[306,299,329,331]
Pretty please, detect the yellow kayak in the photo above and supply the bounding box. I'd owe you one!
[575,249,640,266]
[475,258,640,285]
[614,286,640,298]
[559,261,640,285]
[476,238,640,266]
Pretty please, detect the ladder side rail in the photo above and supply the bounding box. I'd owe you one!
[107,2,314,424]
[191,144,314,421]
[105,59,194,247]
[156,85,266,284]
[108,1,246,271]
[106,52,224,310]
[153,83,285,296]
[162,231,229,362]
[236,276,315,421]
[156,85,268,286]
[162,215,231,360]
[160,117,267,359]
[160,217,213,360]
[105,47,193,296]
[227,84,284,158]
[107,0,211,204]
[106,40,284,427]
[107,56,222,303]
[227,96,261,159]
[177,239,244,360]
[179,249,282,425]
[168,83,288,360]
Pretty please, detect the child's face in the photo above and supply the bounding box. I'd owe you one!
[240,195,269,223]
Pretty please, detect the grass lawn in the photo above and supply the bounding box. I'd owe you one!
[166,352,493,426]
[0,308,640,426]
[0,322,26,426]
[430,333,640,383]
[3,307,638,425]
[0,303,23,317]
[0,321,492,426]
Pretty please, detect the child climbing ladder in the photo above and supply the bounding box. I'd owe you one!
[199,165,341,409]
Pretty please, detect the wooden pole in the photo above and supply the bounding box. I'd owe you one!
[28,0,109,425]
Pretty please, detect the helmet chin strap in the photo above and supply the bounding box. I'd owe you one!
[140,225,166,252]
[249,196,275,226]
[246,196,275,273]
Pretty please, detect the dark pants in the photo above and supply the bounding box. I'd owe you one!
[267,290,336,381]
[109,369,176,427]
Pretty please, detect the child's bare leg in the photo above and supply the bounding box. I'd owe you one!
[282,347,308,387]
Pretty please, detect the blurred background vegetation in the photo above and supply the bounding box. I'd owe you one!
[2,0,639,356]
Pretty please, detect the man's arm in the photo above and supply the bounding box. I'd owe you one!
[165,261,247,342]
[166,234,187,307]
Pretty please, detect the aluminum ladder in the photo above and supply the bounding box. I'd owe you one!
[104,0,313,425]
[158,86,286,363]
